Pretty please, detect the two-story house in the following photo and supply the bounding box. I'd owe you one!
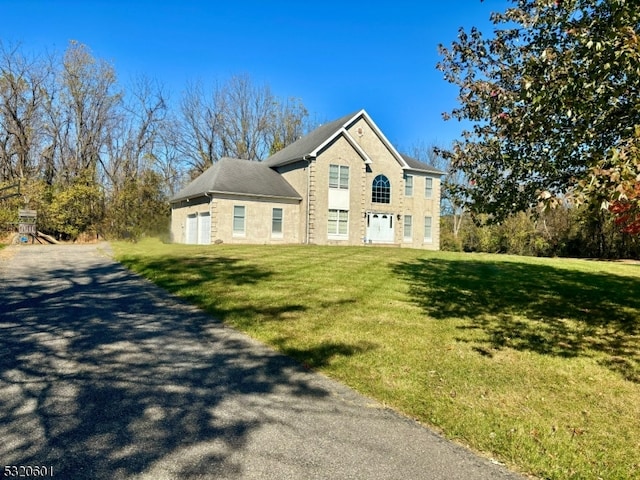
[170,109,444,249]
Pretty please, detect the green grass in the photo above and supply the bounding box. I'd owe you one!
[114,239,640,479]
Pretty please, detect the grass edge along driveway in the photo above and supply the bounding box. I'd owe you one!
[115,239,640,480]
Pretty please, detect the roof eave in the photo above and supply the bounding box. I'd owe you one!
[169,191,212,204]
[211,190,302,201]
[271,154,315,168]
[402,165,446,176]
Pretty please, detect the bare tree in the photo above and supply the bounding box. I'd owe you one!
[177,79,223,174]
[268,97,309,155]
[155,116,187,195]
[217,74,275,160]
[176,74,310,175]
[0,42,49,181]
[103,74,167,187]
[58,41,121,182]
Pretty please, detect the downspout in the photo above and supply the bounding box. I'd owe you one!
[303,155,312,244]
[204,192,212,244]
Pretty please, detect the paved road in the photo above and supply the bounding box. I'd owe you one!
[0,244,526,480]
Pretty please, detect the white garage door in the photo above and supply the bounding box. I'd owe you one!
[198,212,211,245]
[186,214,198,244]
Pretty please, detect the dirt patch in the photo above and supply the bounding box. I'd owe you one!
[0,244,17,262]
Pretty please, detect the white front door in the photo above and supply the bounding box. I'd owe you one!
[366,213,395,243]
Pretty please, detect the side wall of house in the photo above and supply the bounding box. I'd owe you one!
[274,160,311,244]
[212,194,301,244]
[400,172,441,250]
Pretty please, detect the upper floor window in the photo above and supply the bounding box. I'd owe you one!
[425,178,433,199]
[404,174,413,197]
[329,164,349,189]
[372,174,391,203]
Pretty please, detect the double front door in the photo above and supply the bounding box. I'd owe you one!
[366,212,394,243]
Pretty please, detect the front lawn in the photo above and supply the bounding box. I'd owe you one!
[115,239,640,480]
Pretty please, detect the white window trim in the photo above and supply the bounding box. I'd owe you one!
[403,215,413,242]
[424,216,433,243]
[425,178,433,199]
[404,174,413,197]
[233,205,246,237]
[328,209,349,239]
[271,207,283,239]
[372,174,391,204]
[329,164,349,190]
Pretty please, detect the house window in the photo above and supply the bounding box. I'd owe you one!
[404,174,413,197]
[404,215,412,241]
[372,175,391,203]
[424,216,433,242]
[272,208,283,237]
[329,164,349,189]
[425,178,433,199]
[233,205,245,235]
[328,209,349,236]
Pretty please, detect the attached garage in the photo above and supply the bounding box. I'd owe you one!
[184,212,212,245]
[170,157,302,245]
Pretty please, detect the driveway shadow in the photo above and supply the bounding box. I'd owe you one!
[392,257,640,382]
[0,246,331,479]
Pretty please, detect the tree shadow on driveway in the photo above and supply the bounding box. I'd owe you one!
[392,257,640,382]
[0,246,337,479]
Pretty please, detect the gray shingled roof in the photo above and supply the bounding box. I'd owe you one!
[170,157,301,203]
[263,111,361,167]
[400,154,446,175]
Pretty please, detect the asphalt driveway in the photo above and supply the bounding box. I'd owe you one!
[0,243,525,480]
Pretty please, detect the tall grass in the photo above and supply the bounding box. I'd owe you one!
[115,240,640,479]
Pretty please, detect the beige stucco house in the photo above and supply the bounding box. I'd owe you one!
[170,109,444,249]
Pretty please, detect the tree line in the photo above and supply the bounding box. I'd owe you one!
[412,139,640,259]
[0,40,310,241]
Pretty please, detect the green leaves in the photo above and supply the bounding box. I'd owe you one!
[438,0,640,225]
[48,177,103,239]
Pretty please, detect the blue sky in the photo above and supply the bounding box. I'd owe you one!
[2,0,509,153]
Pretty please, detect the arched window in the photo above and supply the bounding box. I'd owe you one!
[372,174,391,203]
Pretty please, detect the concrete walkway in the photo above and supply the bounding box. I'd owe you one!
[0,244,526,480]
